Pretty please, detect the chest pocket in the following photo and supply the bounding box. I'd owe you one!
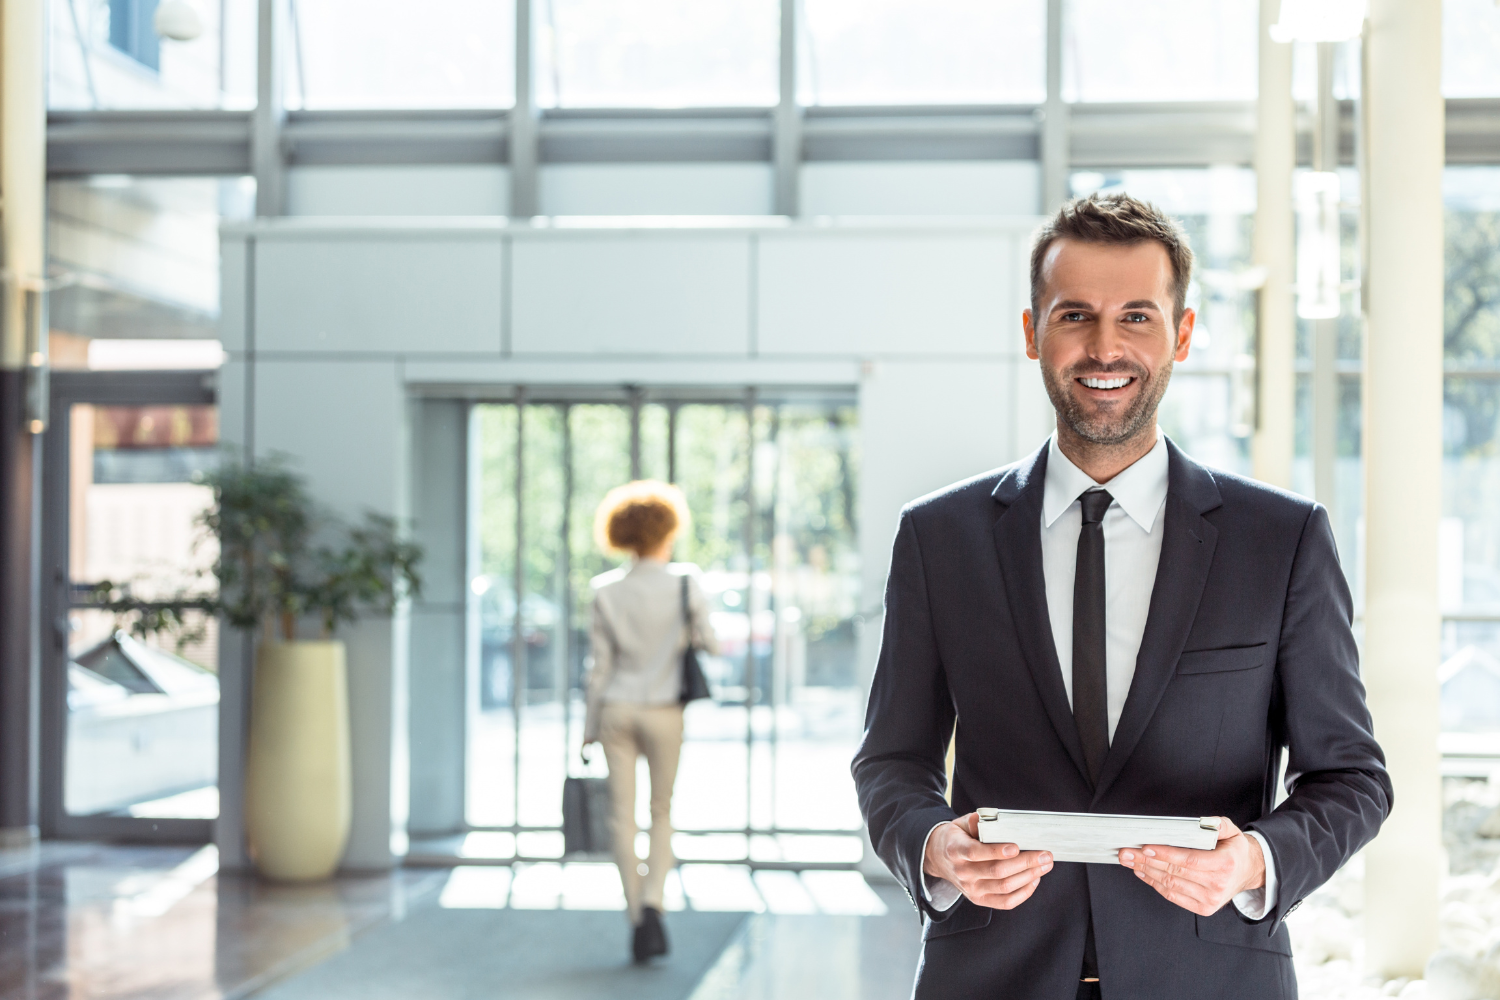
[1176,643,1269,676]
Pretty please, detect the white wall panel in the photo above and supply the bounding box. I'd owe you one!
[254,238,504,354]
[287,166,510,217]
[802,161,1041,217]
[252,360,407,870]
[539,163,773,216]
[511,236,751,355]
[757,233,1014,355]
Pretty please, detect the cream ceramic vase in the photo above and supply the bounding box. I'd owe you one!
[245,641,352,881]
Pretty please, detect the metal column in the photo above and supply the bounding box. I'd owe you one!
[1312,42,1341,514]
[772,0,800,216]
[510,0,540,217]
[1040,0,1069,213]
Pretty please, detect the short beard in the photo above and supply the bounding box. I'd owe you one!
[1040,356,1172,447]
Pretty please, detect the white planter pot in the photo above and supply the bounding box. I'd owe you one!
[245,641,351,881]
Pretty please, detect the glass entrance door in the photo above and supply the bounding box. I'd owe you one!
[41,371,220,841]
[466,391,864,867]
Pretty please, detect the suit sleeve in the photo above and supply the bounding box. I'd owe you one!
[1245,503,1393,934]
[851,508,961,919]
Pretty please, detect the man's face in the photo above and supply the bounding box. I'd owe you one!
[1023,238,1194,446]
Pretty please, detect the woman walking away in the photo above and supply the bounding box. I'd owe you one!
[583,480,718,964]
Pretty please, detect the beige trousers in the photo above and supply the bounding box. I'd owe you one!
[599,702,683,924]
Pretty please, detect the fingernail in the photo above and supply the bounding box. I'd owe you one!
[1136,870,1146,879]
[1143,849,1156,857]
[1040,853,1051,864]
[1121,851,1134,862]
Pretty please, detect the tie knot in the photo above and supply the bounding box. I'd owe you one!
[1079,490,1113,525]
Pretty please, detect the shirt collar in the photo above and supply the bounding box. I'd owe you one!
[1042,428,1169,533]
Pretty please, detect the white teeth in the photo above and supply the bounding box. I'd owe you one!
[1081,377,1131,389]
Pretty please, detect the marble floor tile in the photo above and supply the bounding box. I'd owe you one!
[0,843,443,1000]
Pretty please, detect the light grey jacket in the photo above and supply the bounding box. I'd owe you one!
[584,559,718,743]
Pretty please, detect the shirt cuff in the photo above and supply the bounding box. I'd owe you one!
[1232,830,1278,920]
[920,822,963,912]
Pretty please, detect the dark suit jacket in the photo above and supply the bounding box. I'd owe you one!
[852,439,1391,1000]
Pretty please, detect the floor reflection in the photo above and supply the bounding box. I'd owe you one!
[0,842,443,1000]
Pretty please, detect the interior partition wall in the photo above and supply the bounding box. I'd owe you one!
[453,386,863,869]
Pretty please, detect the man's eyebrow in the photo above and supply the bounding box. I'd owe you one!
[1120,300,1162,311]
[1049,300,1095,312]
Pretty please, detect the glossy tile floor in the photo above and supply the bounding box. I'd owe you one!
[0,843,921,1000]
[0,842,444,1000]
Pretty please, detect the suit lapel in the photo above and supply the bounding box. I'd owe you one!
[992,445,1093,788]
[1091,441,1222,802]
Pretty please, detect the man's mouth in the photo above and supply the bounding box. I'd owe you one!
[1077,376,1135,390]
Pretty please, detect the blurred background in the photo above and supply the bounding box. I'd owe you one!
[0,0,1495,997]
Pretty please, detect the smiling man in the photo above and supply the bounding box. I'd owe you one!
[853,193,1391,999]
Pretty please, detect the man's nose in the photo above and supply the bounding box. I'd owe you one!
[1083,326,1127,364]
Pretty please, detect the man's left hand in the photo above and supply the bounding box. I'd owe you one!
[1118,816,1265,916]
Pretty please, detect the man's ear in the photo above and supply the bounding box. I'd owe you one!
[1174,308,1195,362]
[1023,310,1040,361]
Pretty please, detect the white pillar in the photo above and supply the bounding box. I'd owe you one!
[1251,0,1295,490]
[1361,0,1444,978]
[0,0,47,849]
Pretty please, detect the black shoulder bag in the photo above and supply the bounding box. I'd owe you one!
[679,575,712,703]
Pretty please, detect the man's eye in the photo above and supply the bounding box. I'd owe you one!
[1123,313,1149,323]
[1062,312,1087,322]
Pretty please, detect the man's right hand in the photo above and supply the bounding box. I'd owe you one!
[922,812,1054,910]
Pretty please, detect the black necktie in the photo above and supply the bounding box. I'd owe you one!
[1073,489,1113,788]
[1074,489,1113,985]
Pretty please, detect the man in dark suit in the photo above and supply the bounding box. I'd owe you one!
[852,192,1391,999]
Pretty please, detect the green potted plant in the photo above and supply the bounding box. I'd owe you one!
[103,455,422,880]
[207,455,420,881]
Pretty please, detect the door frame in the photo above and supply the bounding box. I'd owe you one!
[454,387,866,863]
[40,369,218,842]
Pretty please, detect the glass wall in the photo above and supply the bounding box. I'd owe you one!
[798,0,1044,106]
[535,0,777,108]
[1444,0,1500,98]
[286,0,515,109]
[64,401,220,820]
[468,395,863,865]
[1441,167,1500,735]
[47,175,251,369]
[48,0,257,109]
[1069,167,1258,478]
[1063,0,1258,103]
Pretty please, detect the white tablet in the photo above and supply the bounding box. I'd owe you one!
[975,807,1222,864]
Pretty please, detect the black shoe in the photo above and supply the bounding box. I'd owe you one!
[632,906,669,963]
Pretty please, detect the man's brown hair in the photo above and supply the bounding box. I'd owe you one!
[1029,192,1195,325]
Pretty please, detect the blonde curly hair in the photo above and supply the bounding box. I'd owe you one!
[594,480,690,557]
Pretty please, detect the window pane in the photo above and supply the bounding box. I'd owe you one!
[48,176,254,368]
[49,0,256,109]
[1071,168,1257,478]
[799,0,1044,105]
[1444,0,1500,98]
[536,0,778,108]
[1443,166,1500,687]
[1064,0,1257,102]
[289,0,514,110]
[66,403,220,819]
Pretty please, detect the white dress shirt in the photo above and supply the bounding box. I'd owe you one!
[922,431,1277,919]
